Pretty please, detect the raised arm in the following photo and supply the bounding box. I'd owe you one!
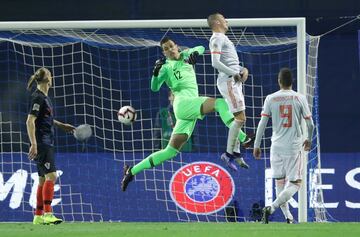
[181,46,205,65]
[151,58,167,92]
[184,46,205,56]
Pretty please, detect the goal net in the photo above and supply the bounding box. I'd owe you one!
[0,19,326,222]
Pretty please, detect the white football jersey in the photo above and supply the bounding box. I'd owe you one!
[261,89,312,153]
[209,32,242,79]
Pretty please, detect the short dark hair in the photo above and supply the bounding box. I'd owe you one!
[160,37,173,47]
[207,13,221,28]
[278,68,293,87]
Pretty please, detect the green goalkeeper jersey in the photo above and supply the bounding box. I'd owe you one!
[151,46,205,98]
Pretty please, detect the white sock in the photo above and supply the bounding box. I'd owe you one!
[226,119,243,154]
[271,182,300,213]
[275,179,293,220]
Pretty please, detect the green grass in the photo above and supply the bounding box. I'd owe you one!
[0,222,359,237]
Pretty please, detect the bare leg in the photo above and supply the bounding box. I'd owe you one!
[130,133,186,176]
[200,98,216,115]
[169,133,188,150]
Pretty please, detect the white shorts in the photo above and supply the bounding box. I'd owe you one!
[270,150,303,182]
[217,77,245,113]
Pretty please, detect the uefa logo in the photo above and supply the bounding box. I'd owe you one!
[169,161,235,215]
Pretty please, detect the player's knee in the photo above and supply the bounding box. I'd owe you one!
[207,97,216,104]
[234,117,246,126]
[234,112,246,124]
[38,176,45,185]
[201,98,216,115]
[169,134,188,150]
[45,172,57,182]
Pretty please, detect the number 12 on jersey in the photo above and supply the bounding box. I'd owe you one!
[280,105,292,127]
[174,71,182,80]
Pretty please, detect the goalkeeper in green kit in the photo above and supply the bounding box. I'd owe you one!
[121,37,251,191]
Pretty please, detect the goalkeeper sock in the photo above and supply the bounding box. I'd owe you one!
[272,182,300,212]
[131,145,179,175]
[226,119,244,154]
[214,98,247,142]
[214,98,233,126]
[43,180,54,213]
[35,184,43,216]
[275,179,293,220]
[237,127,247,143]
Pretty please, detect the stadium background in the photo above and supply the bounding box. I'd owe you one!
[0,0,359,222]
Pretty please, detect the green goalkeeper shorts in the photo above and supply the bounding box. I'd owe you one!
[173,96,208,120]
[172,96,208,137]
[172,119,197,137]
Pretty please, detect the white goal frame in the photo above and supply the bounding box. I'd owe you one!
[0,18,308,222]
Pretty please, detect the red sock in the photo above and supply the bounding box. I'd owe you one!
[43,180,54,213]
[34,185,43,216]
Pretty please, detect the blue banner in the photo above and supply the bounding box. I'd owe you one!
[0,153,359,222]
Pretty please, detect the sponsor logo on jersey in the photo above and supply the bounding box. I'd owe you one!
[44,162,50,170]
[169,161,235,215]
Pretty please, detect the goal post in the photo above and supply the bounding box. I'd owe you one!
[0,18,306,29]
[0,18,320,222]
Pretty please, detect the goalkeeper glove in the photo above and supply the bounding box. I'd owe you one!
[153,58,166,77]
[187,51,199,65]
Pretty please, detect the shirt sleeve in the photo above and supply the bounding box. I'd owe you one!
[151,64,168,92]
[261,96,271,117]
[254,96,272,148]
[299,95,314,141]
[300,95,312,119]
[209,36,238,76]
[305,117,314,141]
[183,46,205,57]
[254,115,269,148]
[28,95,44,117]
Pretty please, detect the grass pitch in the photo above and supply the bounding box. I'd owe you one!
[0,222,359,237]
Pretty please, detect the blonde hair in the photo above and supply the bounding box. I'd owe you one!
[207,13,221,28]
[27,67,50,91]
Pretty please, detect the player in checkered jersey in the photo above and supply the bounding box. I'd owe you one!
[253,68,314,224]
[26,67,75,225]
[207,13,253,171]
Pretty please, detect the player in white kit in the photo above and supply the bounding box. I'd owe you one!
[253,68,314,224]
[207,13,253,171]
